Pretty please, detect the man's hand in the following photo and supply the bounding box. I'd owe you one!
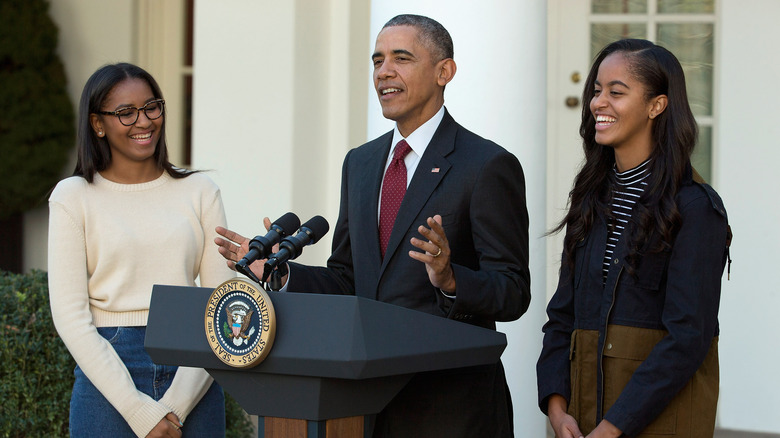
[409,215,456,294]
[215,217,275,282]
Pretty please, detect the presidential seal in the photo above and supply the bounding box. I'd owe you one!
[204,279,276,368]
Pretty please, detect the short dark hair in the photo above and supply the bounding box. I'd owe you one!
[382,14,453,62]
[73,62,194,182]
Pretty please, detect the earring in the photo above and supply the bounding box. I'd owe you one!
[98,131,103,136]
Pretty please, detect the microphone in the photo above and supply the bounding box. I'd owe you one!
[235,212,300,280]
[264,216,330,276]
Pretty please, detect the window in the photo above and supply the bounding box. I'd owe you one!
[590,0,716,180]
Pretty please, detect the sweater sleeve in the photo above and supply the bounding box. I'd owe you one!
[195,184,235,289]
[159,177,234,422]
[48,199,170,437]
[159,367,214,424]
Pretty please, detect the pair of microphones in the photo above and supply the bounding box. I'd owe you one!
[235,213,329,284]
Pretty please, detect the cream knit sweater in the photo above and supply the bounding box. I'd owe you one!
[47,171,234,437]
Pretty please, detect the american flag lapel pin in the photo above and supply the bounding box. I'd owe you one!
[431,167,440,173]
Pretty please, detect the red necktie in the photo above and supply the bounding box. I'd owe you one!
[379,140,412,258]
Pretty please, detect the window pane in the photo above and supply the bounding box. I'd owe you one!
[657,23,713,116]
[591,23,647,59]
[692,125,711,183]
[658,0,714,13]
[592,0,647,13]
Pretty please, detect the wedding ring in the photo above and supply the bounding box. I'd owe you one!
[432,247,442,258]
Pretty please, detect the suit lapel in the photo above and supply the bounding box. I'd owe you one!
[354,132,392,281]
[380,111,457,272]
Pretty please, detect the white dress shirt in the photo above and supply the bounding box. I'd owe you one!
[378,105,446,217]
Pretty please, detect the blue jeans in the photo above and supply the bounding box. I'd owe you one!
[69,326,225,437]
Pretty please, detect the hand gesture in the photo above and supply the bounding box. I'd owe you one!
[409,215,456,294]
[215,217,274,282]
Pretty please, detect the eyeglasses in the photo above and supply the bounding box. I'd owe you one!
[97,99,165,126]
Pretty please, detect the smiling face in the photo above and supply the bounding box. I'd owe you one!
[90,78,163,174]
[372,25,454,137]
[590,53,667,170]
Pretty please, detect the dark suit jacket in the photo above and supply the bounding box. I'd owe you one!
[288,110,530,437]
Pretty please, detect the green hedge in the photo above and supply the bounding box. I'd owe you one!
[0,270,253,437]
[0,269,72,436]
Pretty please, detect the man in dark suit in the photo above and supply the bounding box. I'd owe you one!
[216,14,530,437]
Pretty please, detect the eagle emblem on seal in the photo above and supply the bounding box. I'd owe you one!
[224,301,256,346]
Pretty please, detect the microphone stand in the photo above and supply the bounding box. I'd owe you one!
[236,262,261,284]
[265,263,289,291]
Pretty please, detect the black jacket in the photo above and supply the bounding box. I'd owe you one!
[289,111,530,437]
[538,170,729,436]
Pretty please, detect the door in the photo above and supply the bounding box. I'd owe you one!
[545,0,717,299]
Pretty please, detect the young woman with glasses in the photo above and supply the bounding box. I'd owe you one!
[537,40,730,437]
[47,63,233,437]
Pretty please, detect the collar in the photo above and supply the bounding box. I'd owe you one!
[390,105,445,157]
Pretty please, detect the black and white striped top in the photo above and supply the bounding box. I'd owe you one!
[602,159,651,282]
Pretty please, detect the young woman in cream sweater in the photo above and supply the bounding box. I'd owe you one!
[48,63,233,437]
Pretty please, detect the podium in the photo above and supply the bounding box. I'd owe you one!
[145,285,507,437]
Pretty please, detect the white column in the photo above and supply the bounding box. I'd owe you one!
[716,0,780,433]
[368,2,548,435]
[192,1,369,266]
[192,1,297,247]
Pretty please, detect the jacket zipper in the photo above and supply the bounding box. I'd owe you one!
[599,265,623,420]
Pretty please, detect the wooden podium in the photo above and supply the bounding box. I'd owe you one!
[145,285,507,438]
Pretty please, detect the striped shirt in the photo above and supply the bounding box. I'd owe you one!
[602,159,651,282]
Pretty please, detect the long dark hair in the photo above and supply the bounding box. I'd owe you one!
[73,62,194,182]
[554,39,698,273]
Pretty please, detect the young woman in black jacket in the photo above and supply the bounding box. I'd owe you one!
[537,39,730,438]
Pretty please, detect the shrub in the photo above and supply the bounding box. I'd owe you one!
[0,270,254,437]
[0,0,75,219]
[0,0,76,273]
[226,395,255,438]
[0,270,72,436]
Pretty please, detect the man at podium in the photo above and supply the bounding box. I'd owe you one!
[216,14,530,438]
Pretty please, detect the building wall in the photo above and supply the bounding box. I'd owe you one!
[23,0,780,434]
[192,0,369,266]
[715,0,780,433]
